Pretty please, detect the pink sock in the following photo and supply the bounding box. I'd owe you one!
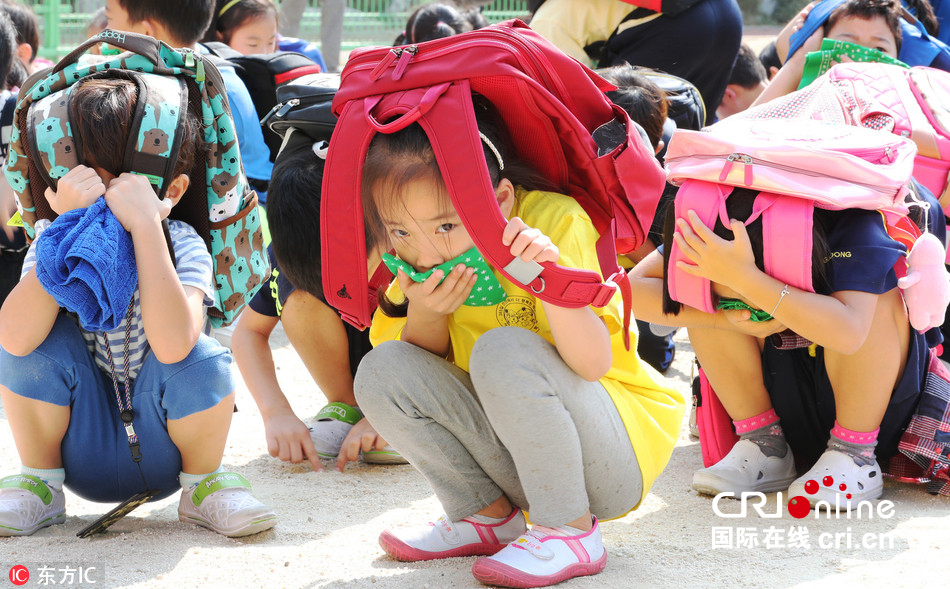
[733,408,780,435]
[831,421,879,444]
[829,421,879,466]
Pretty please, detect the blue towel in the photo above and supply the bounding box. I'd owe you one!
[34,197,138,332]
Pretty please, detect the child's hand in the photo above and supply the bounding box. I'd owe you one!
[263,412,323,471]
[45,165,105,216]
[104,173,171,233]
[336,418,389,472]
[674,210,757,292]
[397,264,476,317]
[502,217,559,264]
[719,308,788,338]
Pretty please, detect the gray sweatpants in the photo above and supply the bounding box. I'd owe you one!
[354,327,642,527]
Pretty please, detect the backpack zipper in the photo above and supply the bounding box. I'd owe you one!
[349,29,570,110]
[668,149,901,197]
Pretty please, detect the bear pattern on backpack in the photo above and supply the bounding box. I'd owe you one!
[4,29,269,328]
[322,19,666,345]
[203,41,323,162]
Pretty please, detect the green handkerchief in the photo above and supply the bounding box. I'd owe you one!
[716,298,773,322]
[798,38,908,89]
[381,246,507,307]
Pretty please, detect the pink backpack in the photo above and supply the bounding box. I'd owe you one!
[737,62,950,257]
[322,20,665,340]
[665,117,919,310]
[665,117,940,467]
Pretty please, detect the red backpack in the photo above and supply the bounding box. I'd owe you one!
[322,20,665,342]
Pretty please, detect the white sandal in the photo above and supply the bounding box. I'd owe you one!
[787,450,883,509]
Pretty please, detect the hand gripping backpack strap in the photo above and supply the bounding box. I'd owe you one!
[323,83,624,331]
[668,182,815,313]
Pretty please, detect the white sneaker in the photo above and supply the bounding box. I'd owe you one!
[692,439,797,496]
[178,472,276,537]
[379,509,526,562]
[787,450,883,510]
[0,474,66,536]
[471,517,607,588]
[307,402,363,459]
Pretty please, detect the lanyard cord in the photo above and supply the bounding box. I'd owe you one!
[102,299,149,490]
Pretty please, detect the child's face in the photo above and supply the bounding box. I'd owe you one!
[229,14,278,55]
[826,15,898,57]
[376,174,476,274]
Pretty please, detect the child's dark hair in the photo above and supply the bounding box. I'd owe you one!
[394,2,472,46]
[825,0,904,54]
[598,63,668,151]
[0,3,38,65]
[266,146,330,300]
[661,187,830,315]
[68,76,204,182]
[0,10,25,90]
[362,95,552,317]
[118,0,214,45]
[462,7,489,30]
[758,40,781,77]
[728,44,768,90]
[203,0,278,46]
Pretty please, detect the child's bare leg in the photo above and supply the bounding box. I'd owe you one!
[167,392,235,474]
[824,288,909,432]
[282,291,357,405]
[688,326,771,419]
[690,327,796,495]
[0,387,68,469]
[785,290,908,504]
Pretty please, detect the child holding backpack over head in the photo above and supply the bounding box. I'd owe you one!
[0,74,275,538]
[349,96,683,587]
[628,133,947,506]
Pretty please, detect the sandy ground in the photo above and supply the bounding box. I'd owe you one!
[1,325,948,589]
[2,26,948,589]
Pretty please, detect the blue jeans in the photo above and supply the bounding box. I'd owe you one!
[0,315,234,502]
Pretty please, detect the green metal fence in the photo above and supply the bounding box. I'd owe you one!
[26,0,529,61]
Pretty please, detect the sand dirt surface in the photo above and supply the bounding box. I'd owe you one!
[1,325,947,589]
[2,27,947,589]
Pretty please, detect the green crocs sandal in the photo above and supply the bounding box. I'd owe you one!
[362,445,410,465]
[178,472,277,537]
[306,402,364,459]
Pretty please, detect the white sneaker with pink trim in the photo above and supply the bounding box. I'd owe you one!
[471,517,607,588]
[379,509,526,562]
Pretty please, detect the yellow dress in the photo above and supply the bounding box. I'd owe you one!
[370,188,685,512]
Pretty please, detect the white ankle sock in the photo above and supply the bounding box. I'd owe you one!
[20,466,65,490]
[179,466,224,490]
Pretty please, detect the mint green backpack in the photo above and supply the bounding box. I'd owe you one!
[4,29,268,327]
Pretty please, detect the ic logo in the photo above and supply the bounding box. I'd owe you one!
[336,285,352,299]
[9,565,29,586]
